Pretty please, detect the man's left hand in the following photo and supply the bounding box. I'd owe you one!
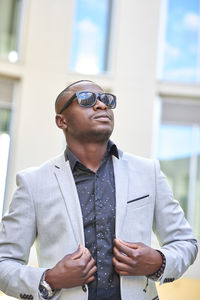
[112,239,162,276]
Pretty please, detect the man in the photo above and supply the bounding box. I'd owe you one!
[0,80,198,300]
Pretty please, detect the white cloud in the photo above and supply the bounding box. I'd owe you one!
[164,67,198,81]
[165,43,180,59]
[74,19,101,74]
[75,19,101,56]
[183,13,200,31]
[77,19,99,34]
[74,54,99,74]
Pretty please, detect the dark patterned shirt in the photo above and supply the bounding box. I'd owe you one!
[65,141,121,300]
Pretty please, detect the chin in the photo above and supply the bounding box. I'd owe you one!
[92,129,113,142]
[76,127,113,143]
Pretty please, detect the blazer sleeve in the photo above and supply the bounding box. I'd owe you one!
[0,172,47,299]
[153,160,198,284]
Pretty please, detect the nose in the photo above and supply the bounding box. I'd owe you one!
[93,99,107,111]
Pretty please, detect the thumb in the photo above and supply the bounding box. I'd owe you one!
[118,239,140,249]
[71,244,84,260]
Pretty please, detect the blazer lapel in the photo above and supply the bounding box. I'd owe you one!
[53,152,129,245]
[54,155,85,246]
[113,155,129,238]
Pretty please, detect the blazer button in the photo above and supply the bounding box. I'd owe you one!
[82,285,87,292]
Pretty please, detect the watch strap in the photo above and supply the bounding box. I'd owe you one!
[39,271,56,299]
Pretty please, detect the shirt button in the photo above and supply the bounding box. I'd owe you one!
[99,203,103,208]
[82,285,87,292]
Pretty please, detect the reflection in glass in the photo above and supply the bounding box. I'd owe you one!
[158,124,200,239]
[0,108,11,214]
[0,0,23,62]
[195,156,200,239]
[161,0,200,83]
[70,0,112,74]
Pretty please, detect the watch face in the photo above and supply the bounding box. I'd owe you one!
[39,284,49,299]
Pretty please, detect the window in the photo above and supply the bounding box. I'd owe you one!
[159,0,200,83]
[70,0,112,74]
[0,77,15,215]
[157,0,200,240]
[157,99,200,239]
[0,0,24,63]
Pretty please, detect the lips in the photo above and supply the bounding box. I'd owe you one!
[92,113,112,120]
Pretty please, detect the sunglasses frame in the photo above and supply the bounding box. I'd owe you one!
[58,91,116,114]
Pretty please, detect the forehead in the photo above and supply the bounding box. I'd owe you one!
[69,81,104,94]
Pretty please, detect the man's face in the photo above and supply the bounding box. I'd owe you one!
[57,81,114,143]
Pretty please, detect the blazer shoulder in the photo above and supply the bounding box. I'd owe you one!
[17,153,65,179]
[119,151,162,177]
[121,151,157,165]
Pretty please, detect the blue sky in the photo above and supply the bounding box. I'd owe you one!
[163,0,200,82]
[158,124,200,160]
[70,0,110,74]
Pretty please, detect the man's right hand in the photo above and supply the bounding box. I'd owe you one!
[45,245,97,290]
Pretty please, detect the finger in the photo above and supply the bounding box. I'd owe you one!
[114,239,139,250]
[119,239,143,249]
[87,256,96,269]
[81,248,93,265]
[78,262,97,283]
[113,246,133,265]
[117,271,130,276]
[112,262,130,276]
[82,257,96,277]
[71,244,84,260]
[85,275,95,284]
[112,257,134,274]
[87,265,97,278]
[85,264,97,283]
[114,240,137,257]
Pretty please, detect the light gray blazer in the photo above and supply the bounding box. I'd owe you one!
[0,151,197,300]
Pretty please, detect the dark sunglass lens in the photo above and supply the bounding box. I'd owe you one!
[78,92,95,107]
[101,94,116,108]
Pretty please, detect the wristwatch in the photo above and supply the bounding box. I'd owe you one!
[39,271,56,299]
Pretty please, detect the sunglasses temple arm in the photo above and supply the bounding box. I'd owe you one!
[59,94,77,114]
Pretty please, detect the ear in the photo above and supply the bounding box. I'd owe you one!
[55,114,68,130]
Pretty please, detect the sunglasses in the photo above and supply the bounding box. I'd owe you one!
[59,91,116,114]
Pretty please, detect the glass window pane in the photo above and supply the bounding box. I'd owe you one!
[0,77,14,216]
[195,156,200,239]
[70,0,112,74]
[161,0,200,83]
[0,0,23,62]
[157,123,200,239]
[158,124,192,213]
[0,109,11,215]
[0,108,11,133]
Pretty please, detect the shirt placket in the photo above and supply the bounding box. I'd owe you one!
[94,170,106,290]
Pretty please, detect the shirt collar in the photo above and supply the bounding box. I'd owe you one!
[65,140,119,171]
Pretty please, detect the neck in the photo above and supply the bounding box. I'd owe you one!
[66,139,109,172]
